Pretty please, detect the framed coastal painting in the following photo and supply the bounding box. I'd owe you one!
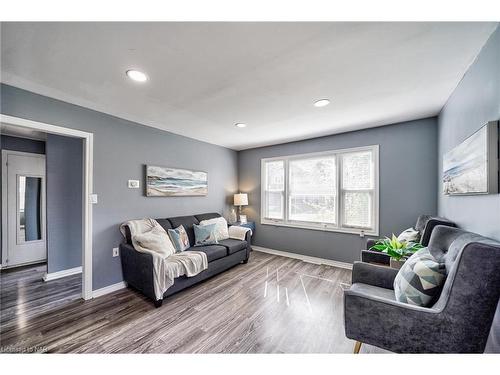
[146,165,208,196]
[443,121,499,195]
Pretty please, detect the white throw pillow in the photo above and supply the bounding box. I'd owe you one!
[133,226,176,257]
[397,227,421,243]
[200,217,229,241]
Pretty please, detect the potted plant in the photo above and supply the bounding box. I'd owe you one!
[369,235,424,269]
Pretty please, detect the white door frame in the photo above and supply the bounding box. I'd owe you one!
[2,150,47,266]
[1,114,94,300]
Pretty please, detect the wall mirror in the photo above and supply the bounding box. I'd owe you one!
[18,175,43,243]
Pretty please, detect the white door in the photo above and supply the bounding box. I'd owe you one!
[2,151,47,267]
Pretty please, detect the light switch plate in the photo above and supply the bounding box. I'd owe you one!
[90,194,98,204]
[128,180,140,189]
[112,247,119,257]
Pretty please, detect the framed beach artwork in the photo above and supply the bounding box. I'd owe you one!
[443,121,499,196]
[146,165,208,197]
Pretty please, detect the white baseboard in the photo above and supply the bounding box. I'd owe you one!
[43,266,82,281]
[253,246,353,270]
[92,281,127,298]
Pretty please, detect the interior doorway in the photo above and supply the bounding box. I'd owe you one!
[2,150,47,268]
[1,114,93,300]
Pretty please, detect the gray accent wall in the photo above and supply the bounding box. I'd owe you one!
[437,27,500,240]
[46,134,83,273]
[1,135,46,154]
[0,84,238,290]
[437,26,500,353]
[238,117,438,264]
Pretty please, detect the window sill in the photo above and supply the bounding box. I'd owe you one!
[260,219,378,237]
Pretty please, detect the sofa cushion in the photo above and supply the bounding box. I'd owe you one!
[190,245,227,262]
[168,216,199,246]
[394,248,446,307]
[193,223,218,246]
[218,239,247,255]
[168,225,190,252]
[200,217,229,241]
[195,212,221,222]
[156,218,173,232]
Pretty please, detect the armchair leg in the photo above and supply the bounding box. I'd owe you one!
[353,341,362,354]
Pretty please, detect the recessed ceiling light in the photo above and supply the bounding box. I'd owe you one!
[235,123,247,128]
[126,69,148,82]
[313,99,330,107]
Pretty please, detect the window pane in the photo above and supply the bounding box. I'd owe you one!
[343,192,371,228]
[342,151,373,190]
[289,157,336,223]
[266,191,283,219]
[265,161,284,191]
[264,160,284,219]
[289,195,336,223]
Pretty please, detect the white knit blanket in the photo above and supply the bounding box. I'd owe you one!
[228,225,252,241]
[120,218,208,301]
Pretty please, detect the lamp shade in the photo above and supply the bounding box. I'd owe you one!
[234,193,248,206]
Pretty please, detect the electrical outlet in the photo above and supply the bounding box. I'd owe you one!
[113,247,119,257]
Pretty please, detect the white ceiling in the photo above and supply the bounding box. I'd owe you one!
[1,22,497,150]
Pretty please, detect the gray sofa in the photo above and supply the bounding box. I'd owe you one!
[362,215,456,265]
[120,212,251,307]
[344,225,500,353]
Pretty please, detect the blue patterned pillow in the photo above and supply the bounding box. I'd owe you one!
[167,225,190,252]
[193,223,218,247]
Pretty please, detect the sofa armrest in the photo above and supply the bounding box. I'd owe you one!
[361,249,390,265]
[119,242,157,301]
[351,261,399,289]
[244,229,252,257]
[344,288,444,353]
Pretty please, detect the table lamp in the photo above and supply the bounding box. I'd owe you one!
[233,193,248,222]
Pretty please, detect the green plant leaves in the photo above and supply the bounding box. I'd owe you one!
[369,235,424,261]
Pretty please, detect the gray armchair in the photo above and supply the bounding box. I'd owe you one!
[362,214,456,265]
[344,225,500,353]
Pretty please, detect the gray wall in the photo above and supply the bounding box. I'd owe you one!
[0,83,238,290]
[1,134,46,154]
[437,27,500,239]
[46,134,83,273]
[437,26,500,353]
[238,117,438,263]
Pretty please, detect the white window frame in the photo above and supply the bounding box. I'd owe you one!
[260,145,379,236]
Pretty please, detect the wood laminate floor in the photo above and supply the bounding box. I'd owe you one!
[0,252,387,353]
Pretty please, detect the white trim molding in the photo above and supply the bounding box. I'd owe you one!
[43,266,82,282]
[92,281,127,299]
[1,113,94,300]
[253,246,353,270]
